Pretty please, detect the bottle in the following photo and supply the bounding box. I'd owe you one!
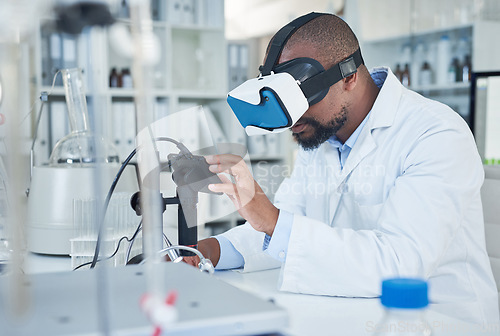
[462,55,471,82]
[121,68,133,88]
[436,35,451,85]
[394,64,403,82]
[400,44,411,70]
[373,278,432,336]
[456,37,470,64]
[447,58,460,83]
[420,61,432,86]
[109,67,119,88]
[411,42,425,89]
[117,70,123,88]
[402,64,411,87]
[119,0,130,18]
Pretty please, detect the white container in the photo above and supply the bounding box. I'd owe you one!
[411,42,425,88]
[436,35,451,85]
[26,165,138,255]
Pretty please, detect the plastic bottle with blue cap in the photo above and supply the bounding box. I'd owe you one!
[373,278,432,336]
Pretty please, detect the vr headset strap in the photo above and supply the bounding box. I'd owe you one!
[300,48,364,99]
[260,12,324,76]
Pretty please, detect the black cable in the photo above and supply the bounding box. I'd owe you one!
[89,148,137,268]
[155,136,190,155]
[74,219,143,271]
[89,137,188,268]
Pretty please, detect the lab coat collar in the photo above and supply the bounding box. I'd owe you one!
[366,67,402,131]
[334,67,403,183]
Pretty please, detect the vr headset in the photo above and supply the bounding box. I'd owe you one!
[227,12,364,136]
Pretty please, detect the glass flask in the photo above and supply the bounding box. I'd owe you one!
[49,68,119,166]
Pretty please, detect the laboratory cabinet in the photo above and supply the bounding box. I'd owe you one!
[359,3,500,130]
[33,1,227,141]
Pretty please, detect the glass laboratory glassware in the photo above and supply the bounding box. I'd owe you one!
[49,68,119,166]
[0,238,12,274]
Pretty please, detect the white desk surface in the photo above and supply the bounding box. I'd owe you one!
[22,253,500,336]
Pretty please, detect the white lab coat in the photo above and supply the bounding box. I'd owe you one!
[221,68,499,326]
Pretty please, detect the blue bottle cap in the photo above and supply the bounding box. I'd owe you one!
[380,278,429,309]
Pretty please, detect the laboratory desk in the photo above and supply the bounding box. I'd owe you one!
[19,253,500,336]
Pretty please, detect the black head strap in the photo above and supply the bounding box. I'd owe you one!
[300,48,364,99]
[259,12,325,76]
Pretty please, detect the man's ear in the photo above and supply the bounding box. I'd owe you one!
[343,72,358,91]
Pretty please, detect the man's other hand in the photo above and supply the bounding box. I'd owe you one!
[180,237,220,268]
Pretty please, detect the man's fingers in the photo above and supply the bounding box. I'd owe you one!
[208,182,240,196]
[218,174,233,185]
[182,256,200,267]
[209,163,247,177]
[206,154,247,174]
[205,154,243,165]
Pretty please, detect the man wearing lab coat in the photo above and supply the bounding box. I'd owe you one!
[190,14,499,326]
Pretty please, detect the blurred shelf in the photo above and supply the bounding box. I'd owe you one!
[364,23,474,44]
[411,81,471,92]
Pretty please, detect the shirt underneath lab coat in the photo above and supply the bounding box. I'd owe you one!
[218,67,499,326]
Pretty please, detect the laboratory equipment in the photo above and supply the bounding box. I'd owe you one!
[420,61,433,86]
[140,245,215,274]
[128,141,222,259]
[109,67,119,87]
[0,238,10,274]
[50,68,120,166]
[0,262,288,335]
[374,278,432,336]
[84,132,224,268]
[70,192,142,269]
[227,12,364,136]
[436,35,451,85]
[121,68,133,88]
[26,68,135,255]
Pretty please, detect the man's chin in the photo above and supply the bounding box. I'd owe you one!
[292,132,323,151]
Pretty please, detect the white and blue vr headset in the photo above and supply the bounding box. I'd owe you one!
[227,12,364,136]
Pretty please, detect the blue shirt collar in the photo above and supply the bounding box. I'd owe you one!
[327,111,371,151]
[327,68,386,150]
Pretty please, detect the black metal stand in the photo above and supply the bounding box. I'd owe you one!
[130,150,222,260]
[162,187,198,257]
[132,188,199,258]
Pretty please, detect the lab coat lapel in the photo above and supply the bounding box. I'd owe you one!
[327,128,377,226]
[327,68,403,225]
[323,144,342,225]
[338,127,377,184]
[328,129,376,226]
[339,68,402,184]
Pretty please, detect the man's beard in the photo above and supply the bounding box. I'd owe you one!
[292,106,348,150]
